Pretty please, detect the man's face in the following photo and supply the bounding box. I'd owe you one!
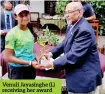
[4,2,12,11]
[65,4,80,24]
[15,11,30,26]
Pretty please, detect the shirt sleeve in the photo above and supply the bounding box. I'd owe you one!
[5,31,16,49]
[88,4,95,16]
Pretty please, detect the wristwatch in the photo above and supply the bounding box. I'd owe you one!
[29,61,32,65]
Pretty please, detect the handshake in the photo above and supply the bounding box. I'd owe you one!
[31,51,54,70]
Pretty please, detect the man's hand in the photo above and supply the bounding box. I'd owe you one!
[40,58,54,69]
[0,30,7,35]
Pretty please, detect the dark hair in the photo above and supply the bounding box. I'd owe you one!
[27,23,37,42]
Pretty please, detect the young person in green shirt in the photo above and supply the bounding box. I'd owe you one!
[3,4,39,79]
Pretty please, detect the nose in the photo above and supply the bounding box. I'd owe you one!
[22,16,29,21]
[64,14,69,20]
[65,12,69,17]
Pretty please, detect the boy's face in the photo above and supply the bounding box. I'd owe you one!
[15,11,30,26]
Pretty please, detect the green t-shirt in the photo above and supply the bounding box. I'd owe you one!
[5,26,35,67]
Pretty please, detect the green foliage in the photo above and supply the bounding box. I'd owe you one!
[87,1,105,35]
[37,26,59,46]
[55,0,68,14]
[48,33,59,46]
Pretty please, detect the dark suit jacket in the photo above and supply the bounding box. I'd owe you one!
[0,9,17,52]
[51,17,102,93]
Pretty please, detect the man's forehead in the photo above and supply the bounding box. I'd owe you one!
[66,4,74,11]
[66,2,82,10]
[4,2,12,8]
[4,1,12,6]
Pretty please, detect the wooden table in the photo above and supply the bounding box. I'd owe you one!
[40,18,66,35]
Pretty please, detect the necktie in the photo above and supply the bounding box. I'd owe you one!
[6,15,10,29]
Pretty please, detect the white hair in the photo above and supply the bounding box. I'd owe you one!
[73,2,83,10]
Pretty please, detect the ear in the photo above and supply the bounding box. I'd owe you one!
[13,14,18,20]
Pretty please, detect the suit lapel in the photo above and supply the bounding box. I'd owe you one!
[64,17,85,46]
[68,17,84,38]
[1,10,6,29]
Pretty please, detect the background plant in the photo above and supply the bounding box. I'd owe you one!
[88,0,105,35]
[37,26,59,46]
[55,0,68,15]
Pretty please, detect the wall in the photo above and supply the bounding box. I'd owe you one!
[30,0,44,17]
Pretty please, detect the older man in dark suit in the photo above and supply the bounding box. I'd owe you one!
[40,2,102,94]
[0,1,16,52]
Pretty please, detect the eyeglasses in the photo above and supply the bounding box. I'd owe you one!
[64,9,79,15]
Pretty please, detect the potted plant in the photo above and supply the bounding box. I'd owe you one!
[37,26,59,46]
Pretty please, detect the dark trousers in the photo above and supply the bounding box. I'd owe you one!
[8,65,36,79]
